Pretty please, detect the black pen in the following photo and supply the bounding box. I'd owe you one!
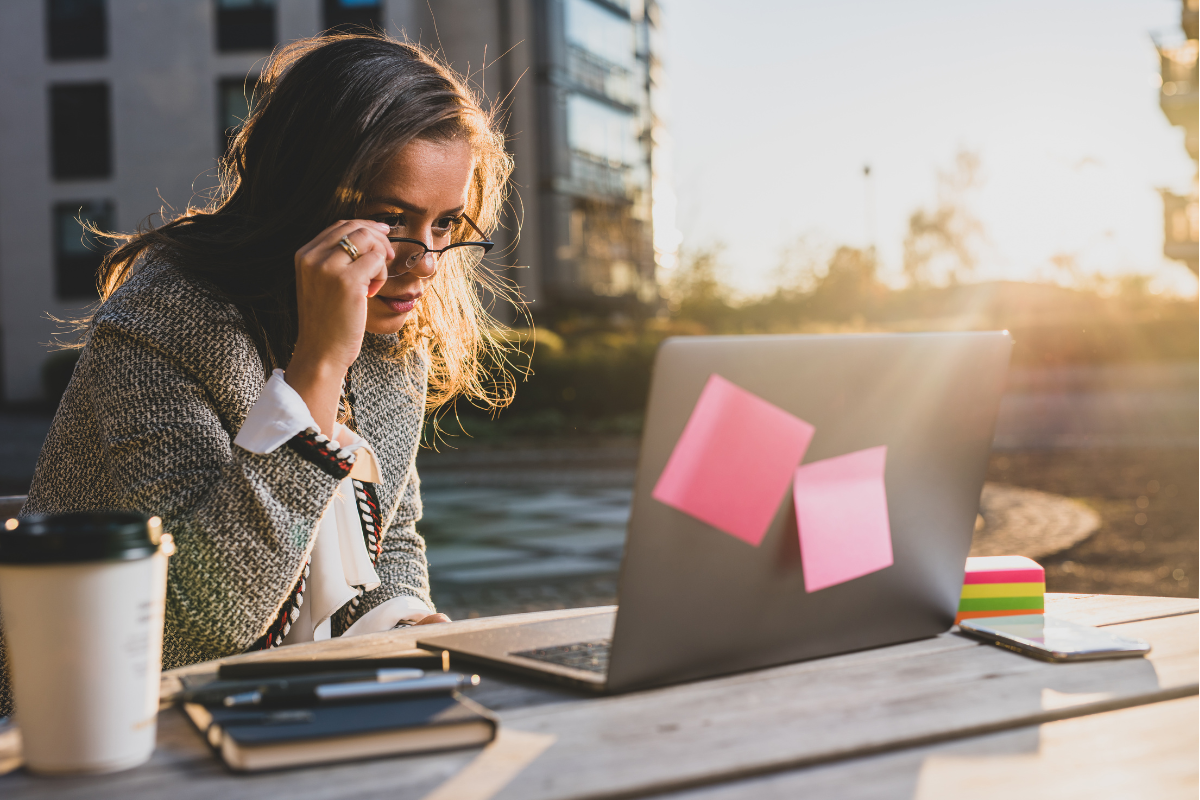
[224,671,480,707]
[179,668,424,707]
[216,650,449,680]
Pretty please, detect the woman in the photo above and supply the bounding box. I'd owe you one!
[0,34,518,715]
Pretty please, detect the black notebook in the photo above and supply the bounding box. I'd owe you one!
[183,694,497,772]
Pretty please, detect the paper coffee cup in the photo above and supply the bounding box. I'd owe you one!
[0,512,172,774]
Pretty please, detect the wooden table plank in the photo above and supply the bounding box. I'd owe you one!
[655,696,1199,800]
[1042,593,1198,627]
[486,613,1197,800]
[0,596,1195,800]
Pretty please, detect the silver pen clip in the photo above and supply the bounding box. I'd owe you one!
[222,690,263,707]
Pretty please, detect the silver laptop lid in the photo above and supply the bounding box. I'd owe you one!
[606,331,1012,692]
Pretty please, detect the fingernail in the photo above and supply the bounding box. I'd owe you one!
[374,222,390,231]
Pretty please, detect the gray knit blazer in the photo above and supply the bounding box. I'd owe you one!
[0,261,432,717]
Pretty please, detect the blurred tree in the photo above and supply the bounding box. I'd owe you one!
[666,244,735,326]
[770,233,831,298]
[809,246,884,319]
[1045,251,1085,287]
[1116,273,1153,300]
[903,150,986,286]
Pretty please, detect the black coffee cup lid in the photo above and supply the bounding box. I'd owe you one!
[0,511,163,564]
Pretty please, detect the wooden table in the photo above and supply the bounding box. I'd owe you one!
[1,593,1195,799]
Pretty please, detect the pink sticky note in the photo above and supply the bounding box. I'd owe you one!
[964,556,1044,585]
[652,374,815,546]
[793,445,893,592]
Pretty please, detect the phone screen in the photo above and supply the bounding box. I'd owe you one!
[959,614,1150,660]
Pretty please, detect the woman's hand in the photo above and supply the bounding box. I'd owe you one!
[413,613,451,625]
[286,220,394,434]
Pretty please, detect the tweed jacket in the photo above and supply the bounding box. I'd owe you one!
[0,261,431,716]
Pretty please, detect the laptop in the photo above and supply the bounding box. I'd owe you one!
[418,331,1013,693]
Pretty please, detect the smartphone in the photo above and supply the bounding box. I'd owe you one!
[958,614,1151,662]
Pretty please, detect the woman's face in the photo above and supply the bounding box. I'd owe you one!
[359,137,475,334]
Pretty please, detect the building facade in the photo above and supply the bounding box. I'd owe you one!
[1156,0,1198,274]
[0,0,672,402]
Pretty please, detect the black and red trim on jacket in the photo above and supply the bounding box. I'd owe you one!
[247,481,383,651]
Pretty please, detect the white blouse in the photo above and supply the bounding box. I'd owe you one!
[233,370,433,644]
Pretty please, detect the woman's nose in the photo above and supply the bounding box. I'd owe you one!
[418,227,439,272]
[408,248,437,278]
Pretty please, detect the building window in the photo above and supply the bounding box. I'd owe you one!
[566,94,641,198]
[46,0,107,60]
[216,0,276,52]
[322,0,382,34]
[218,77,256,153]
[565,0,634,70]
[567,94,637,164]
[564,0,636,104]
[53,201,113,299]
[50,83,112,180]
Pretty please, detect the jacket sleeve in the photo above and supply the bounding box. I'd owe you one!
[81,320,341,657]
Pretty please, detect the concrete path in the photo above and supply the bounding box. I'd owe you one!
[970,484,1101,560]
[422,486,630,588]
[993,363,1197,449]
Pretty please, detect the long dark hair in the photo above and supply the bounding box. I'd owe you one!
[93,34,517,411]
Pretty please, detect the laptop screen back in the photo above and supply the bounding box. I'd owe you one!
[607,332,1012,692]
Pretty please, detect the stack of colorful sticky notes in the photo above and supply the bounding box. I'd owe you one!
[957,555,1045,624]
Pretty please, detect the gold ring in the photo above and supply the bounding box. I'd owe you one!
[338,235,360,262]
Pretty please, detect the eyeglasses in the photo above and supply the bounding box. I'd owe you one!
[384,212,494,277]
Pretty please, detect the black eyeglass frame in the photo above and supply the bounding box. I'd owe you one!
[384,212,494,261]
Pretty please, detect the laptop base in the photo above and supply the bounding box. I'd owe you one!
[419,608,614,692]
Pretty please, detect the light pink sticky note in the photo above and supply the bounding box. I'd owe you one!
[793,445,893,592]
[652,374,815,546]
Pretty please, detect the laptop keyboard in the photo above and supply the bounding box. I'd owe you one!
[511,639,612,673]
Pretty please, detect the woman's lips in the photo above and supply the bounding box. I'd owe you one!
[376,292,421,314]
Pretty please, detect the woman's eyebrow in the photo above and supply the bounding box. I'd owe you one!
[367,196,465,216]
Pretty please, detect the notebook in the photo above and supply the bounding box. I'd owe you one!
[182,693,497,772]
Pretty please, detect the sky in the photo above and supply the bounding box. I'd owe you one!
[658,0,1198,297]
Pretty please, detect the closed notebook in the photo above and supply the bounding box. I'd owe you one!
[183,693,497,772]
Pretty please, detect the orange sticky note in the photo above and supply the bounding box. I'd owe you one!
[793,445,893,592]
[652,374,815,546]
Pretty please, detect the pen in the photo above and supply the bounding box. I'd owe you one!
[179,668,425,707]
[222,672,480,707]
[216,650,449,680]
